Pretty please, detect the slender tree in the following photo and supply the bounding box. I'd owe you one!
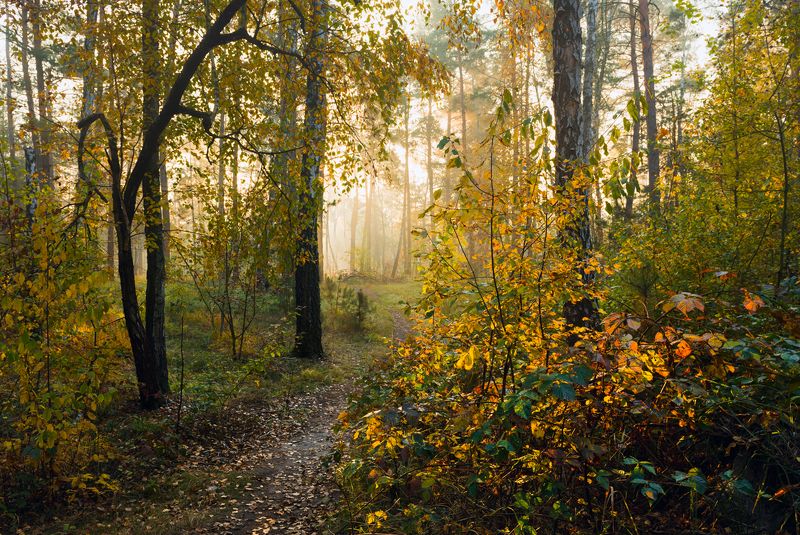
[20,5,38,165]
[626,0,641,220]
[350,186,359,271]
[5,0,15,163]
[552,0,597,339]
[639,0,660,207]
[293,0,328,359]
[31,0,52,182]
[580,0,598,160]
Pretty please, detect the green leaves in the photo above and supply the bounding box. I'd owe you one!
[627,98,640,122]
[551,382,576,401]
[672,468,707,495]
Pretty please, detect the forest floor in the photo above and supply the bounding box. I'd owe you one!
[17,278,418,535]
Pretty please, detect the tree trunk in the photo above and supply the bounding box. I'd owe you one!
[524,47,531,159]
[159,161,170,264]
[445,100,452,204]
[639,0,659,208]
[31,0,52,182]
[511,49,519,190]
[5,0,16,163]
[552,0,597,341]
[458,53,467,161]
[403,94,412,275]
[216,110,226,217]
[582,0,602,244]
[626,0,640,221]
[776,113,791,295]
[426,96,434,224]
[139,0,169,407]
[78,0,99,219]
[293,0,328,359]
[20,5,39,164]
[361,172,373,272]
[318,187,324,278]
[580,0,597,160]
[350,186,359,271]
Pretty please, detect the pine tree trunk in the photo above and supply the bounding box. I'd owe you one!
[403,94,412,275]
[426,96,434,225]
[458,54,467,161]
[293,0,328,359]
[580,0,597,161]
[350,186,359,271]
[216,110,226,217]
[361,173,372,272]
[5,0,16,163]
[639,0,659,208]
[511,49,519,190]
[445,102,452,204]
[20,5,39,166]
[31,0,52,182]
[626,0,640,221]
[553,0,597,341]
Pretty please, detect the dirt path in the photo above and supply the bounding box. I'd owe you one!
[191,296,411,534]
[192,382,347,535]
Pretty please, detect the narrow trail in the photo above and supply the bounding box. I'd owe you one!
[194,383,348,535]
[191,291,413,534]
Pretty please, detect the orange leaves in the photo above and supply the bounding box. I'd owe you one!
[713,270,736,281]
[662,292,704,317]
[675,340,692,359]
[742,289,765,313]
[603,312,625,334]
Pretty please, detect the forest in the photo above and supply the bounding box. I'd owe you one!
[0,0,798,532]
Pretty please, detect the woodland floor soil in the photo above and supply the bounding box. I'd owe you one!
[195,381,349,535]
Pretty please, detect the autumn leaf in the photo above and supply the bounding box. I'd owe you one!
[603,312,625,334]
[456,346,476,370]
[742,290,765,313]
[663,293,705,317]
[675,340,692,359]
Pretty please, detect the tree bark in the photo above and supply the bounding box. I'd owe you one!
[293,0,327,359]
[458,53,467,161]
[350,186,359,271]
[361,171,373,272]
[5,0,15,163]
[445,100,452,204]
[626,0,640,221]
[580,0,597,161]
[553,0,597,341]
[776,113,790,295]
[140,0,169,407]
[31,0,52,182]
[20,5,39,163]
[639,0,659,207]
[426,96,434,224]
[403,94,412,275]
